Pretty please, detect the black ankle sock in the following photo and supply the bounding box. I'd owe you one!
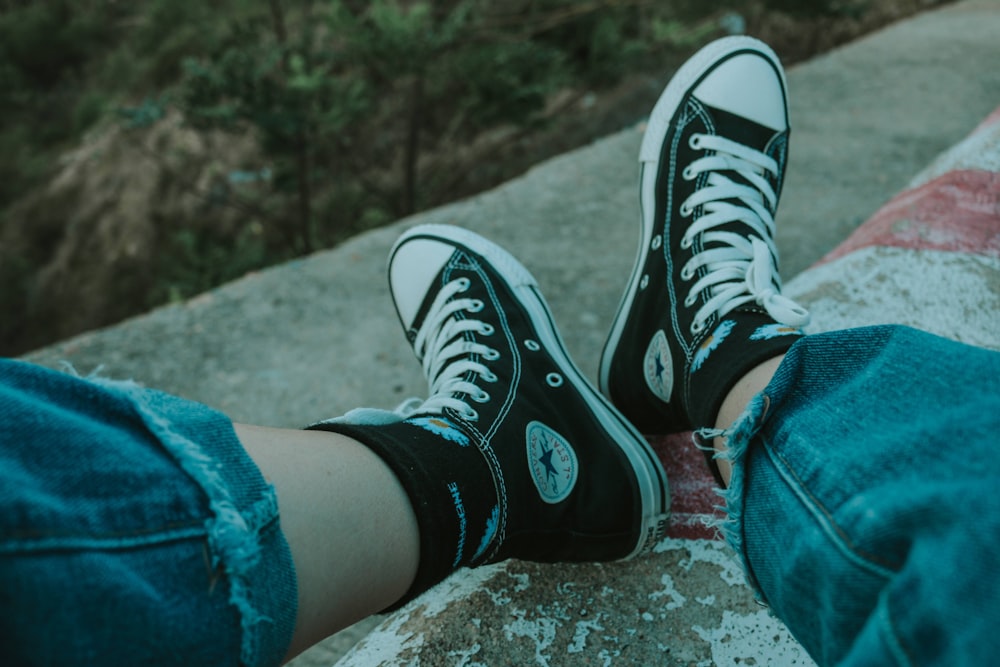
[684,310,803,431]
[308,415,500,610]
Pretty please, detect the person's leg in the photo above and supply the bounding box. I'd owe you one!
[304,223,670,609]
[2,221,670,666]
[0,359,298,667]
[235,425,418,660]
[255,222,670,658]
[719,326,1000,665]
[708,354,784,486]
[244,222,673,658]
[0,362,417,665]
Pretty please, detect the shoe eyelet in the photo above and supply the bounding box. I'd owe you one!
[691,321,705,335]
[682,166,696,180]
[689,134,703,149]
[462,408,479,421]
[684,294,696,307]
[545,373,564,387]
[524,339,540,351]
[680,265,694,281]
[456,277,471,291]
[679,203,692,217]
[468,299,484,313]
[483,348,501,361]
[650,235,662,251]
[639,275,649,290]
[680,236,692,250]
[482,370,498,383]
[471,389,490,403]
[479,323,495,336]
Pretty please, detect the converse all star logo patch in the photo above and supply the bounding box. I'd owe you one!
[644,330,674,403]
[525,421,578,504]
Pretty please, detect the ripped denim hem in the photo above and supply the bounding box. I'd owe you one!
[694,390,772,605]
[85,372,297,667]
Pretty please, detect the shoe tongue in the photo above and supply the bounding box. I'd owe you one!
[700,103,781,154]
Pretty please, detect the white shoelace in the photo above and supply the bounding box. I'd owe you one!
[403,276,498,421]
[679,133,810,334]
[319,277,498,428]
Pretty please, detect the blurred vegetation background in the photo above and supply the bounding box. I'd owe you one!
[0,0,950,355]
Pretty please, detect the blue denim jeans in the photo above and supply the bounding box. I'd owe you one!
[0,359,297,667]
[722,325,1000,665]
[2,325,998,666]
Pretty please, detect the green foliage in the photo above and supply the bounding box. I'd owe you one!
[133,1,233,85]
[150,223,271,306]
[761,0,871,18]
[444,40,568,128]
[333,0,450,74]
[118,96,169,129]
[0,0,118,89]
[177,0,588,247]
[585,12,647,84]
[0,0,125,203]
[72,89,109,134]
[0,249,32,350]
[651,18,720,50]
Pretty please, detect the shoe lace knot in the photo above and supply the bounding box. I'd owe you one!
[679,133,810,334]
[401,276,498,422]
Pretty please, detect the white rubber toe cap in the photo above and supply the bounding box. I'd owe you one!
[692,52,788,131]
[389,237,456,329]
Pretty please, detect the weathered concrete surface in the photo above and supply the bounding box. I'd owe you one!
[338,541,813,667]
[20,1,1000,665]
[776,0,1000,278]
[787,105,1000,347]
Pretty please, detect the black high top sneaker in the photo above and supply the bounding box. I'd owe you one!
[310,224,669,608]
[599,37,810,440]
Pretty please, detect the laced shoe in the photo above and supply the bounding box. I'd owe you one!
[311,224,669,606]
[599,36,810,437]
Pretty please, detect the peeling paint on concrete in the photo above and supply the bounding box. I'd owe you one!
[568,614,605,653]
[446,643,486,667]
[660,537,746,588]
[337,611,425,666]
[413,563,510,617]
[504,610,561,666]
[693,609,816,666]
[335,539,813,666]
[648,573,687,610]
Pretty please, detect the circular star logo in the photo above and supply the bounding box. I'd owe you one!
[644,329,674,403]
[525,421,578,504]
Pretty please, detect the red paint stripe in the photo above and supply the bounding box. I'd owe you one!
[820,169,1000,263]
